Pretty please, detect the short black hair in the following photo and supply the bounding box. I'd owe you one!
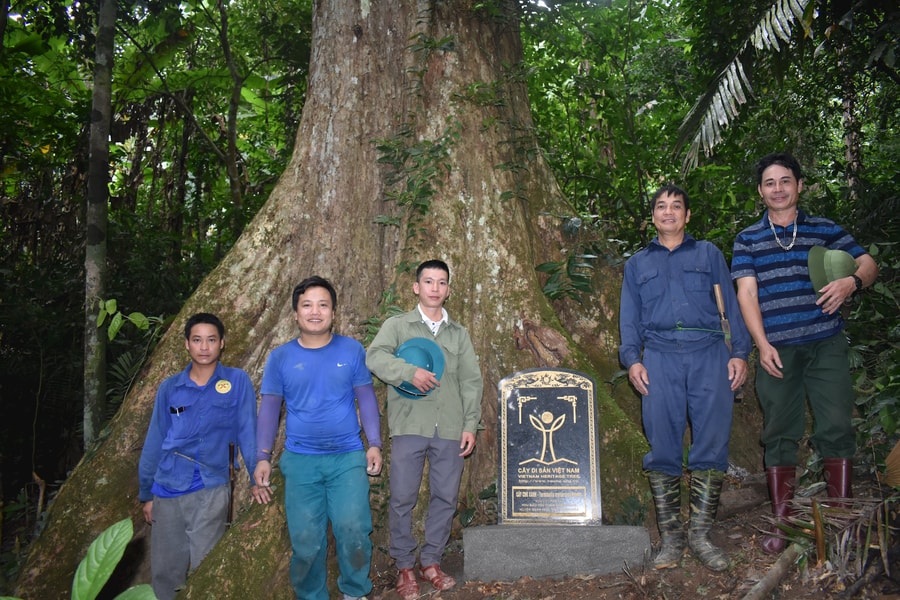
[650,184,690,214]
[755,153,803,184]
[292,275,337,310]
[184,313,225,339]
[416,259,450,281]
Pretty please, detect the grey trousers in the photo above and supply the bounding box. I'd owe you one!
[150,484,229,600]
[389,434,465,569]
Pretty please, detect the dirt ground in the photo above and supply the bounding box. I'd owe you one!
[369,475,900,600]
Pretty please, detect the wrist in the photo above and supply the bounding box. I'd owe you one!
[850,274,863,292]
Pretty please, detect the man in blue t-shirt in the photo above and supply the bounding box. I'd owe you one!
[732,153,878,554]
[139,313,270,600]
[254,276,382,600]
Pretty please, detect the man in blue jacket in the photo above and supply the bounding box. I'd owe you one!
[139,313,269,600]
[619,185,750,572]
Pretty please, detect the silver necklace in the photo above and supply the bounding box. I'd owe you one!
[769,215,797,251]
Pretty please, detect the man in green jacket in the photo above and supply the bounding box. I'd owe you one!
[366,259,483,600]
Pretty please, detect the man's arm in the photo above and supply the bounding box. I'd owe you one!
[618,261,648,395]
[735,276,783,379]
[354,383,383,475]
[366,317,416,385]
[234,371,271,504]
[456,329,483,437]
[253,393,282,497]
[138,382,171,503]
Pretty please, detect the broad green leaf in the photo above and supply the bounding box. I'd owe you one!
[72,519,133,600]
[108,312,125,341]
[105,299,118,314]
[128,312,151,331]
[114,584,157,600]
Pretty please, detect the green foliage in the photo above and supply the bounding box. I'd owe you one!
[849,241,900,477]
[361,286,405,347]
[1,0,314,499]
[0,518,155,600]
[536,252,596,303]
[95,298,157,342]
[524,0,699,253]
[460,482,498,527]
[374,120,461,237]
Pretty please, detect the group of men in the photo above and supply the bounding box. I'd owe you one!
[621,152,877,571]
[139,260,481,600]
[139,151,877,598]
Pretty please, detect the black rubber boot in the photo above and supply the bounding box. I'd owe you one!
[688,470,729,572]
[647,471,685,569]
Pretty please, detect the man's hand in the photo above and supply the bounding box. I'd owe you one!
[411,367,440,394]
[727,358,748,391]
[628,363,649,396]
[251,484,272,505]
[253,460,274,504]
[758,343,784,379]
[815,276,856,315]
[366,446,383,476]
[459,432,476,457]
[142,500,153,525]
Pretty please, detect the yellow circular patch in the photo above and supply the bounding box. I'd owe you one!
[215,380,232,394]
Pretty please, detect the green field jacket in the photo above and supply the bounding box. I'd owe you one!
[366,308,483,441]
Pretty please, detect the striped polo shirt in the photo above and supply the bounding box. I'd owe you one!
[731,209,865,346]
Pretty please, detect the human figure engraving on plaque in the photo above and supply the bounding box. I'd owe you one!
[519,410,576,467]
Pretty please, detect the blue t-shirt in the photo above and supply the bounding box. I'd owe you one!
[261,334,373,454]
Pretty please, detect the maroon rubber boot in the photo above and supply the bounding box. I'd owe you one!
[823,457,852,509]
[761,466,796,554]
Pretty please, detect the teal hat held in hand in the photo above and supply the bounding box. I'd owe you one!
[394,337,445,399]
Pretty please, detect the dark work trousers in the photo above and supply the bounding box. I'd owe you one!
[641,341,734,476]
[757,332,855,467]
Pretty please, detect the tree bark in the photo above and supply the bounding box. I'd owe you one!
[83,0,116,449]
[16,1,649,596]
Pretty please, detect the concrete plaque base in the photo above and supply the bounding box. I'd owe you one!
[463,524,650,581]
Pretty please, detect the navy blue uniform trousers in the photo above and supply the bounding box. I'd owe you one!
[641,341,734,476]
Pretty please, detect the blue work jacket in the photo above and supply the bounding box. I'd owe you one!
[138,362,258,501]
[619,234,751,368]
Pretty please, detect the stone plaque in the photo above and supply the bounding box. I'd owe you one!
[498,368,602,524]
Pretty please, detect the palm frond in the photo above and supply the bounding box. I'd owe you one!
[676,0,815,173]
[881,438,900,488]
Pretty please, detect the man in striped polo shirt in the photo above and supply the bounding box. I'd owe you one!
[732,153,878,554]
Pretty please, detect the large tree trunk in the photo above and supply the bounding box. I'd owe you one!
[15,1,648,597]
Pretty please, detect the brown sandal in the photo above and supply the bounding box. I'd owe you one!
[396,567,419,600]
[418,563,456,591]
